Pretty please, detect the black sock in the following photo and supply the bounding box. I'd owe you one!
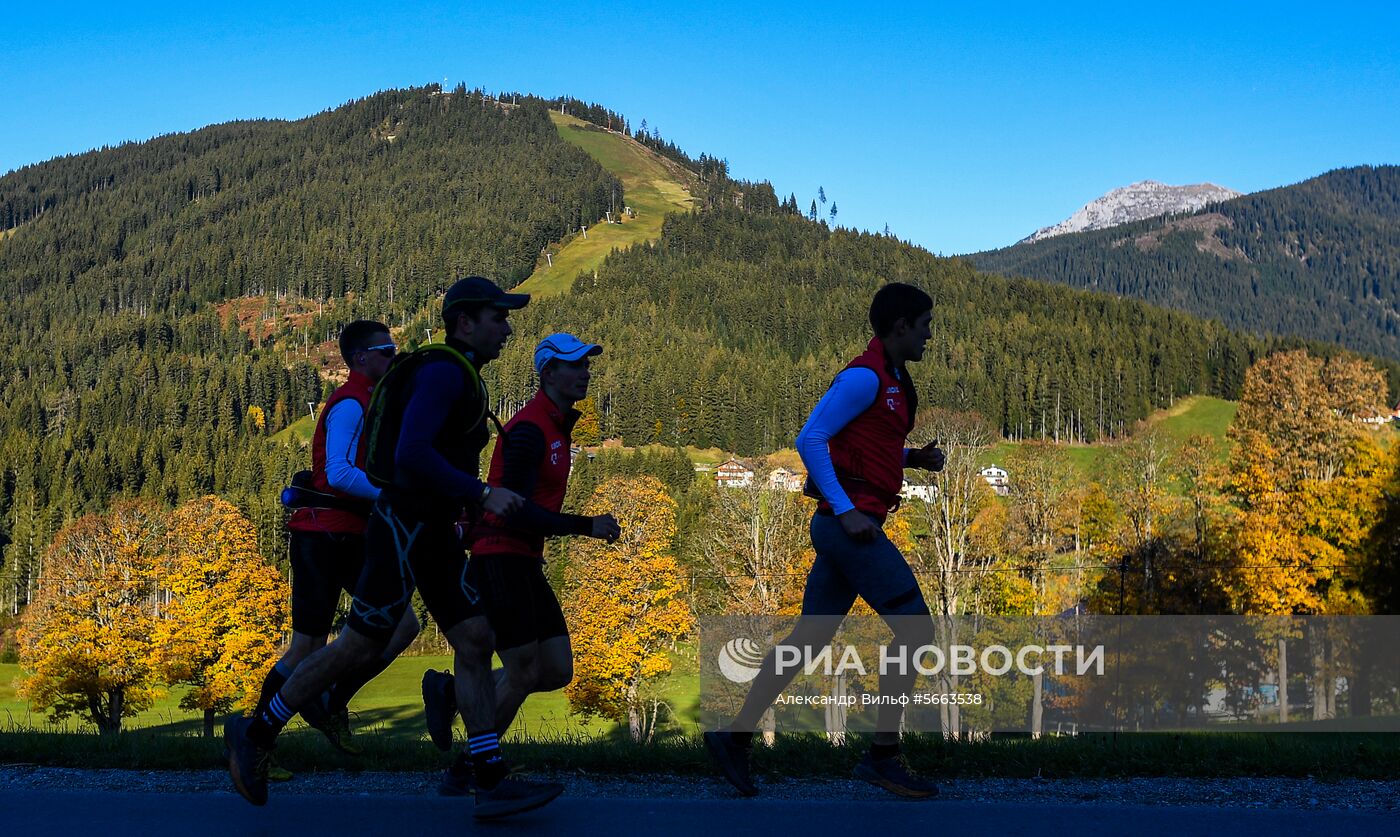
[254,661,291,718]
[870,741,900,761]
[248,692,296,748]
[468,731,507,789]
[326,652,394,714]
[730,731,753,748]
[449,749,473,777]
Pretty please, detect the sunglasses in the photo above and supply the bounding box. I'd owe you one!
[360,342,397,359]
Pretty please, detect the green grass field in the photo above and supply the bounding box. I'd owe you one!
[1147,395,1238,451]
[270,414,315,446]
[8,661,1400,778]
[976,395,1239,483]
[512,112,694,298]
[1,652,700,744]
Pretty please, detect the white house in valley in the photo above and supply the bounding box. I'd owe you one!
[714,459,755,488]
[767,466,806,492]
[899,479,936,502]
[979,465,1010,496]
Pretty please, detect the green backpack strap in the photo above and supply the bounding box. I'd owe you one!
[417,343,504,432]
[362,343,495,487]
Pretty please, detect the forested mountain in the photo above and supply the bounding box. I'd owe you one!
[970,166,1400,359]
[0,86,620,603]
[495,209,1389,455]
[0,86,1393,618]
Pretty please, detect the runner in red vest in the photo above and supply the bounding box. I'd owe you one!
[421,332,621,795]
[706,284,946,799]
[252,321,420,772]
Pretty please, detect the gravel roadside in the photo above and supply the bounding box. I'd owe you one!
[2,766,1398,811]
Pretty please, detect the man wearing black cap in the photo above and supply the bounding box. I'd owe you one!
[227,276,564,819]
[421,333,621,795]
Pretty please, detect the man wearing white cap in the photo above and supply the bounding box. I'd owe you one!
[423,332,621,795]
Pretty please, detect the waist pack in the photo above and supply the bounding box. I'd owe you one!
[279,470,366,512]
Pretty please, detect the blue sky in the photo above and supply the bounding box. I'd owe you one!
[4,1,1397,254]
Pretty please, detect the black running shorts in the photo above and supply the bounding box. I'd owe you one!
[288,530,366,636]
[347,498,483,641]
[465,553,570,651]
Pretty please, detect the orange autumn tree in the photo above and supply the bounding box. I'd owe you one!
[151,496,290,736]
[564,476,693,743]
[17,501,167,734]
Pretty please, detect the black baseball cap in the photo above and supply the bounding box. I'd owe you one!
[442,276,530,319]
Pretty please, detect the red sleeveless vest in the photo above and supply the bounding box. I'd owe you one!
[288,370,375,535]
[821,337,916,522]
[470,390,575,558]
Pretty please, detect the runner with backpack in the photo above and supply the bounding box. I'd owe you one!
[226,277,564,820]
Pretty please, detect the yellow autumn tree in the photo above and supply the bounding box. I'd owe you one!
[573,396,602,446]
[150,496,290,736]
[17,501,166,734]
[1224,351,1391,615]
[246,405,267,433]
[564,476,693,743]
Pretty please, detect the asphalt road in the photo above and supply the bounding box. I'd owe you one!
[0,789,1395,836]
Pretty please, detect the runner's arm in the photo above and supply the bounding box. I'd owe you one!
[323,400,381,501]
[796,367,880,516]
[496,421,592,536]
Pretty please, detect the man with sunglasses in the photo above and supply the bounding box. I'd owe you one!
[252,321,420,775]
[229,278,564,820]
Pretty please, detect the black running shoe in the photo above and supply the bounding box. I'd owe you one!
[224,716,271,806]
[472,776,564,820]
[852,753,940,799]
[422,668,457,751]
[266,753,294,782]
[439,763,476,797]
[704,730,757,797]
[301,692,361,755]
[298,690,330,730]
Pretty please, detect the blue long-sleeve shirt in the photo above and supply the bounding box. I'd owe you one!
[322,399,380,502]
[797,367,911,515]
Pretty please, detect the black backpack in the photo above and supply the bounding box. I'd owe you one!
[362,343,487,489]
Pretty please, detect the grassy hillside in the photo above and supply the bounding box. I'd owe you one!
[514,112,695,297]
[977,395,1237,480]
[271,413,315,446]
[1146,395,1238,451]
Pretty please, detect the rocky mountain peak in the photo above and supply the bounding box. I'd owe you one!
[1020,180,1242,244]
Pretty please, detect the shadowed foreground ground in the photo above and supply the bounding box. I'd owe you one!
[2,786,1396,836]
